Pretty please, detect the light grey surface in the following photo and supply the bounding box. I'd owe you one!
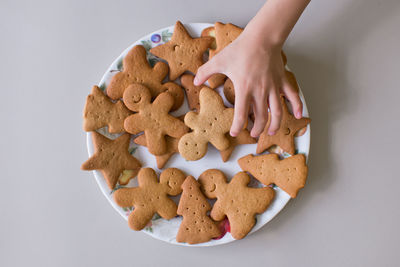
[0,0,399,266]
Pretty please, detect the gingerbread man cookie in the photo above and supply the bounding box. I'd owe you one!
[178,87,234,161]
[238,153,308,198]
[257,97,311,155]
[114,168,186,231]
[83,85,131,133]
[106,45,184,110]
[123,83,188,156]
[81,132,141,190]
[198,169,275,240]
[150,21,213,81]
[176,176,221,244]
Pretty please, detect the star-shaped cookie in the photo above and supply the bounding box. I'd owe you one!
[83,85,132,133]
[81,132,142,189]
[150,21,213,81]
[106,45,184,110]
[257,97,311,155]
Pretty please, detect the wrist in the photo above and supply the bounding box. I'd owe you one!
[242,25,284,51]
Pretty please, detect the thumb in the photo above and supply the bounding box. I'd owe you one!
[194,56,222,86]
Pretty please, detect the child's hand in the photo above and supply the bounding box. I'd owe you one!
[194,30,303,137]
[193,0,310,138]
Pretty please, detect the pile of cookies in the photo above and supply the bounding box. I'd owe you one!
[81,21,311,244]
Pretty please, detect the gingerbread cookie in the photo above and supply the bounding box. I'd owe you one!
[81,132,141,189]
[106,45,184,110]
[201,26,216,50]
[123,83,188,156]
[198,169,275,240]
[176,176,221,244]
[83,85,131,133]
[134,134,179,169]
[238,154,308,198]
[118,170,137,185]
[133,115,184,168]
[178,87,234,161]
[209,22,243,59]
[180,74,211,111]
[204,22,289,90]
[280,51,300,94]
[220,129,256,162]
[207,22,243,88]
[257,97,310,155]
[284,69,300,93]
[282,69,308,137]
[223,78,235,105]
[150,21,213,81]
[114,168,186,231]
[208,74,226,90]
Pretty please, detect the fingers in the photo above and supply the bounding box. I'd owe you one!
[194,56,222,86]
[267,89,282,136]
[250,93,268,138]
[230,88,250,137]
[282,76,303,119]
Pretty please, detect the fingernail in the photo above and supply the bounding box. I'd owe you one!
[193,76,199,85]
[230,131,237,137]
[297,111,302,118]
[268,130,275,136]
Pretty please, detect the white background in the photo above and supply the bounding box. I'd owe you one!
[0,0,399,266]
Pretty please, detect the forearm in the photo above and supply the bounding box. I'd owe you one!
[245,0,310,47]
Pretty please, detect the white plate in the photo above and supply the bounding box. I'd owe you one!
[86,23,310,246]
